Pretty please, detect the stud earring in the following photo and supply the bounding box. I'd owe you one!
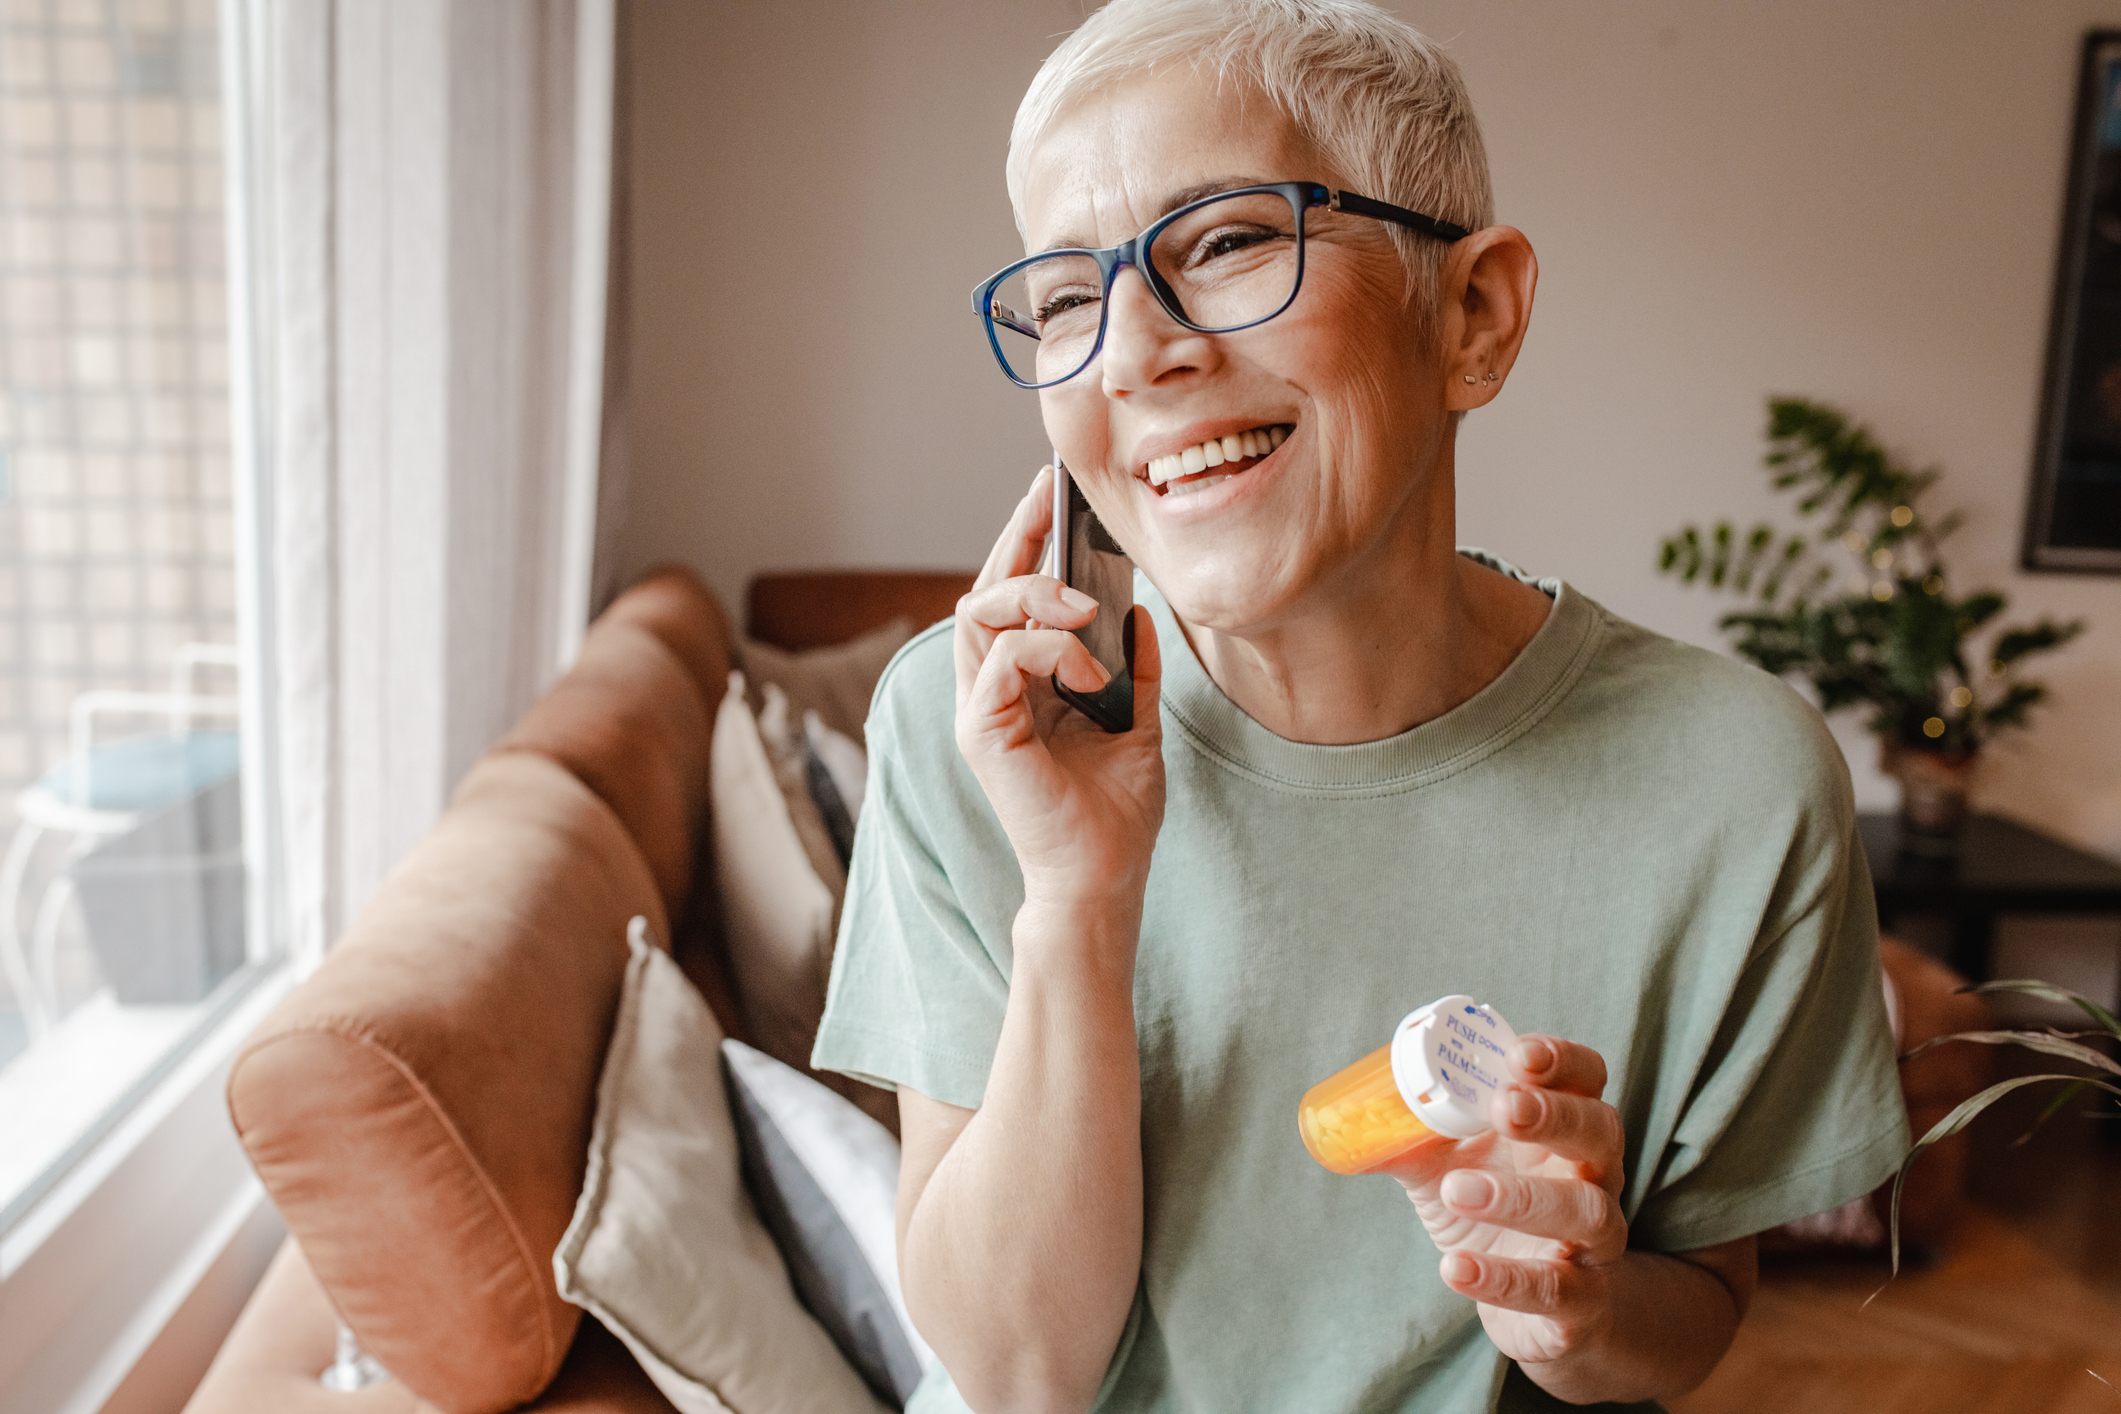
[1484,371,1499,383]
[1462,374,1476,384]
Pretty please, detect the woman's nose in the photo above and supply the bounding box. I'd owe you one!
[1099,264,1211,396]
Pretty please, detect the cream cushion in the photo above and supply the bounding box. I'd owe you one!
[711,671,837,1076]
[553,918,887,1414]
[738,619,914,745]
[753,681,847,913]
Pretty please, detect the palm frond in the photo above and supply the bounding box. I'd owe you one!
[1964,980,2120,1036]
[1899,1029,2121,1076]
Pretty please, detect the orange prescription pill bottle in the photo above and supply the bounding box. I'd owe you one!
[1298,995,1519,1175]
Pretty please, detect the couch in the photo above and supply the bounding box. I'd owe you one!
[182,565,1987,1414]
[184,567,968,1414]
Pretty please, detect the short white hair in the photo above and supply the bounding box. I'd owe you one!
[1006,0,1492,326]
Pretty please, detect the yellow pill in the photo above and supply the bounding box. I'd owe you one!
[1297,1042,1439,1176]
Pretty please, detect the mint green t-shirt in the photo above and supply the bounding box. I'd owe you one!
[813,555,1907,1414]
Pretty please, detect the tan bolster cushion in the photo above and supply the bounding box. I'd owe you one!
[596,566,734,714]
[228,752,667,1414]
[183,1237,677,1414]
[500,620,713,921]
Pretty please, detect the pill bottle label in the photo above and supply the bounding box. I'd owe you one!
[1390,996,1518,1140]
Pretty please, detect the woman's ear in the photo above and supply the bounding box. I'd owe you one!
[1439,226,1538,411]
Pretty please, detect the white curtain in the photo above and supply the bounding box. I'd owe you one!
[251,0,619,961]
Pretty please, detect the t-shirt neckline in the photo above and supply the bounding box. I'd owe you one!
[1142,549,1603,795]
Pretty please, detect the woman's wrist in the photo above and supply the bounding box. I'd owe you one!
[1019,866,1149,930]
[1013,886,1144,989]
[1515,1248,1741,1404]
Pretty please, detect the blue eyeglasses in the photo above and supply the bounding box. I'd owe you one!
[970,181,1468,389]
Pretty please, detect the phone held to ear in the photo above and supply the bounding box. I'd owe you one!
[1047,454,1135,733]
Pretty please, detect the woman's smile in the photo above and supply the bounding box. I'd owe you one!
[1128,418,1295,516]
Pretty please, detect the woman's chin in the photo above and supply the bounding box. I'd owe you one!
[1140,559,1307,641]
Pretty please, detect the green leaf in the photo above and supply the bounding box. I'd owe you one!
[1733,524,1773,592]
[1992,620,2087,668]
[1980,681,2047,732]
[1955,591,2005,630]
[1898,1029,2121,1075]
[1888,1073,2121,1274]
[1710,522,1733,587]
[1965,980,2121,1036]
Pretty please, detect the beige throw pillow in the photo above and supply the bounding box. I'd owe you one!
[553,918,887,1414]
[754,681,847,915]
[738,618,915,746]
[712,672,837,1077]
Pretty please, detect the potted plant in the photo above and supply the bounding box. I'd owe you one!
[1660,398,2085,840]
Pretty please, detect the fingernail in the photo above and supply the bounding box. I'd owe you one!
[1441,1171,1494,1209]
[1059,587,1096,613]
[1034,464,1052,487]
[1518,1038,1554,1074]
[1090,658,1113,685]
[1506,1088,1540,1128]
[1441,1253,1478,1285]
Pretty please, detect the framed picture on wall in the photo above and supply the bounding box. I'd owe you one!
[2028,30,2121,573]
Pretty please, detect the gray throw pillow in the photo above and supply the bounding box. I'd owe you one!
[721,1039,933,1407]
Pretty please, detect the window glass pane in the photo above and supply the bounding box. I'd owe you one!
[0,0,275,1231]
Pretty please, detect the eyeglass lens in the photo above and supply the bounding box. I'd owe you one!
[987,189,1303,387]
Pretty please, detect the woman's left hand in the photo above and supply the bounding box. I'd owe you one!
[1379,1035,1628,1368]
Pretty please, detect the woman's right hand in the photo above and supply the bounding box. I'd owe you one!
[954,465,1165,913]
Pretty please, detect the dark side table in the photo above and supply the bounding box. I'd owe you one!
[1861,811,2121,984]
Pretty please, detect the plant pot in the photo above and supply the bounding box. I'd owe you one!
[1880,743,1977,841]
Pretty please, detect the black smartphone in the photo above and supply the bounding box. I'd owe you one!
[1047,454,1135,733]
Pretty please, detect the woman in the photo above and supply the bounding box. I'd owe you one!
[814,3,1905,1410]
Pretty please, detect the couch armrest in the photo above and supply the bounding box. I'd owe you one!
[184,1238,676,1414]
[228,753,666,1414]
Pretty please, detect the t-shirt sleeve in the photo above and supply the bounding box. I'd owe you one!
[1627,808,1910,1253]
[810,633,1011,1110]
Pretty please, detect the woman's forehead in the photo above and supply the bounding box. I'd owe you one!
[1019,68,1317,252]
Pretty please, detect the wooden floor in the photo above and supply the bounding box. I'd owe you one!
[1671,1057,2121,1414]
[1669,1209,2121,1414]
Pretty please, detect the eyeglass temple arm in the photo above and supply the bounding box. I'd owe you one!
[1324,187,1470,244]
[973,284,1042,340]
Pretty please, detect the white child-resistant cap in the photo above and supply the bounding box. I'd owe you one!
[1388,995,1520,1140]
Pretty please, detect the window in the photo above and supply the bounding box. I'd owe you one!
[0,0,280,1239]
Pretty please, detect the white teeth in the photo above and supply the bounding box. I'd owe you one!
[1142,425,1291,490]
[1164,473,1228,500]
